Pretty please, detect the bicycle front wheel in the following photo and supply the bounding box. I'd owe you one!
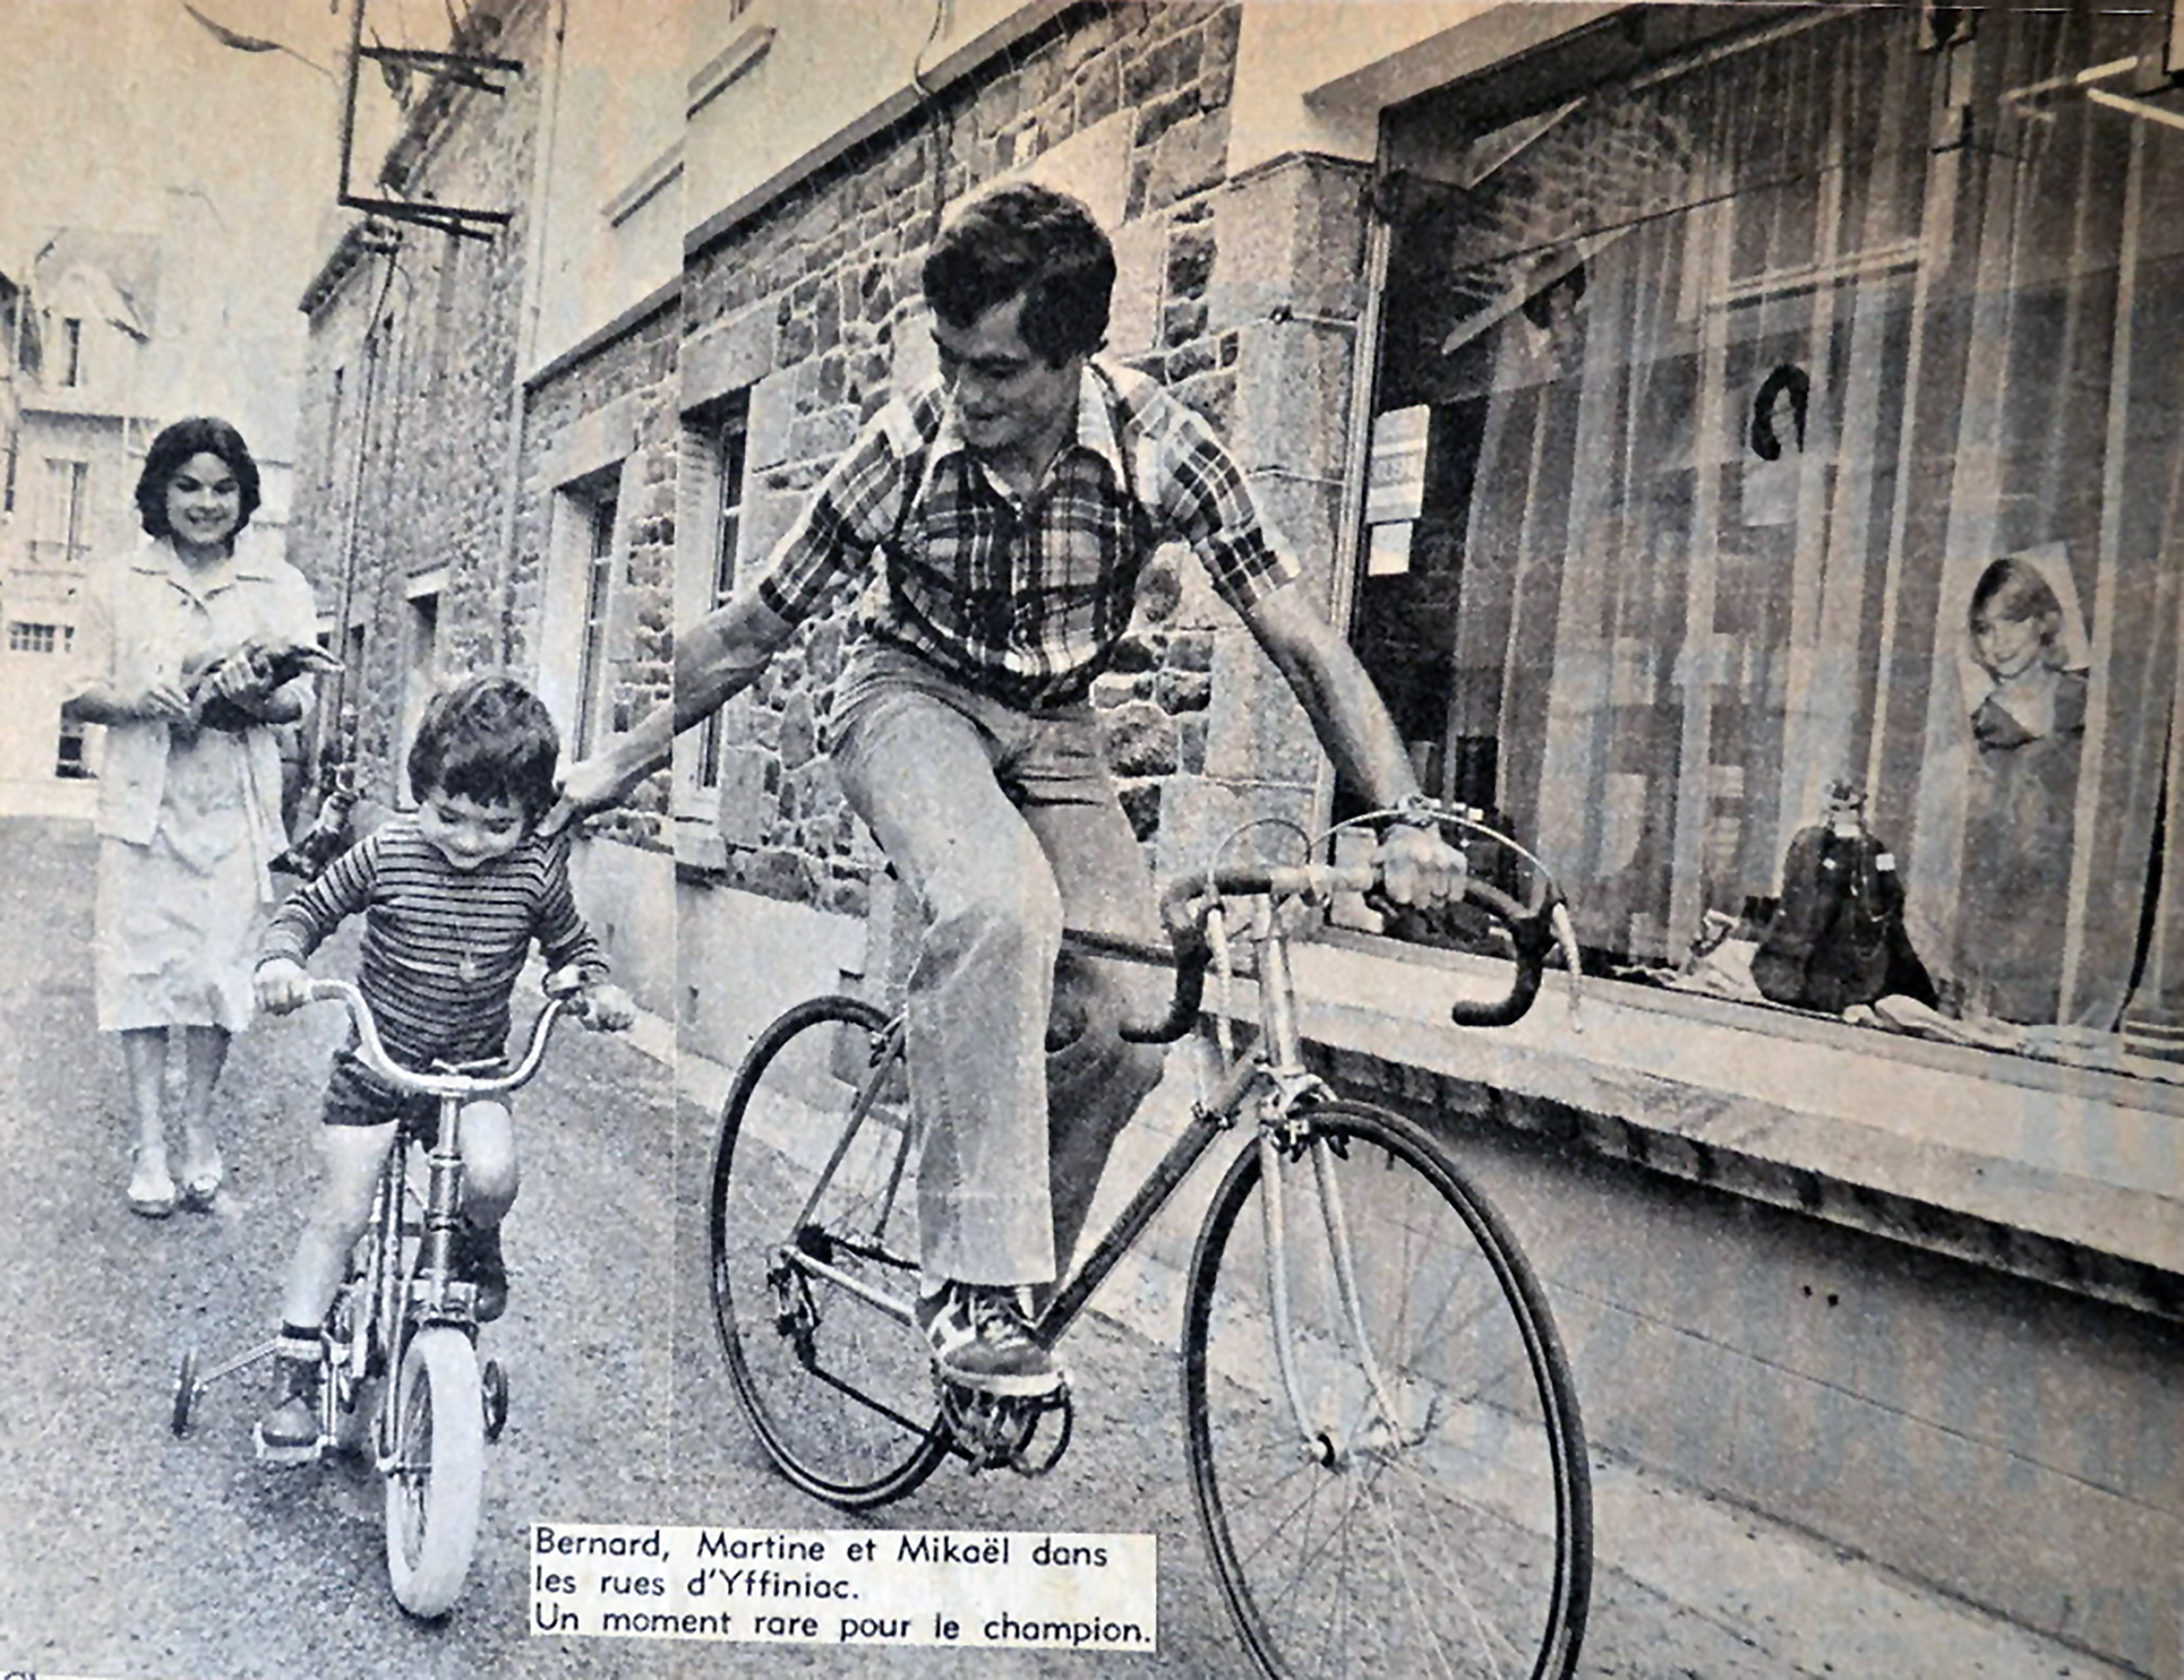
[384,1326,485,1620]
[1184,1100,1590,1680]
[710,995,949,1507]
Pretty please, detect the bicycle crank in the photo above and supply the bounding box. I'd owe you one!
[936,1376,1074,1477]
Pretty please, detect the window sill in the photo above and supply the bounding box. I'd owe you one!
[1247,931,2184,1310]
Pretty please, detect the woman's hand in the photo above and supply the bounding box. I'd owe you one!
[117,679,198,727]
[200,648,279,708]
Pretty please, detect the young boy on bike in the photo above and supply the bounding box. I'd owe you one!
[250,675,634,1461]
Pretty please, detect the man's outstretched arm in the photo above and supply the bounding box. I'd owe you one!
[1237,579,1465,910]
[547,588,798,831]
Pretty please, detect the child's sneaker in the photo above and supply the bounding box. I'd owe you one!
[454,1221,508,1323]
[915,1281,1058,1396]
[255,1340,323,1465]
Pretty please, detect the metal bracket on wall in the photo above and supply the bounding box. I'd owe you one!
[335,0,523,242]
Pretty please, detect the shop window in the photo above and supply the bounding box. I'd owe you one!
[1368,4,2183,1042]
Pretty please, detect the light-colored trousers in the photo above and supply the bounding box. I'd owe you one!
[830,645,1168,1287]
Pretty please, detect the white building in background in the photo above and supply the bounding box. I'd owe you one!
[0,223,303,817]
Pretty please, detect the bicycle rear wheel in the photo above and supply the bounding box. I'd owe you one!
[710,995,949,1507]
[1184,1100,1590,1680]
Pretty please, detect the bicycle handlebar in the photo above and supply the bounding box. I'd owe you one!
[302,977,573,1100]
[1089,851,1582,1046]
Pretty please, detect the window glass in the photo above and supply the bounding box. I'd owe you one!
[1370,5,2183,1039]
[573,491,621,759]
[696,415,748,792]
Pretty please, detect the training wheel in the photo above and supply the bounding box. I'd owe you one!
[171,1348,201,1437]
[480,1357,509,1443]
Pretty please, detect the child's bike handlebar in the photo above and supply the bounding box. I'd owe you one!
[302,978,575,1101]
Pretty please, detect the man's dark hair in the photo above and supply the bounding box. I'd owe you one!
[922,182,1116,365]
[407,675,561,824]
[135,416,263,538]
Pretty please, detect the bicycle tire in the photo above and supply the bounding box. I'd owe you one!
[710,995,950,1508]
[384,1326,486,1619]
[1184,1100,1591,1680]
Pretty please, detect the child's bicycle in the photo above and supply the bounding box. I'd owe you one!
[707,805,1593,1680]
[171,977,577,1620]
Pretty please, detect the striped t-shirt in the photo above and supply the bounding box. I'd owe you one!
[260,816,606,1073]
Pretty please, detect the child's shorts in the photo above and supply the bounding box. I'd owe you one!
[322,1050,441,1142]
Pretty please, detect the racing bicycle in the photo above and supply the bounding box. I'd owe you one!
[707,804,1594,1678]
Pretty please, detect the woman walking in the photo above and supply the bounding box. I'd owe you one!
[64,417,324,1215]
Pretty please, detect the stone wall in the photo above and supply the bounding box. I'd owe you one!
[290,0,1378,912]
[676,2,1377,924]
[289,0,547,812]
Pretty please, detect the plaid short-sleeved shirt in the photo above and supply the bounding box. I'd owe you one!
[752,361,1301,708]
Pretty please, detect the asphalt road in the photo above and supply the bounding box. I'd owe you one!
[0,816,2112,1679]
[0,819,1253,1680]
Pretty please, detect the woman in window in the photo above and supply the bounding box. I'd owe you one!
[1954,549,2090,1027]
[63,417,324,1216]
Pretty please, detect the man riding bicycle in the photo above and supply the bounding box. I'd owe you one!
[558,181,1462,1396]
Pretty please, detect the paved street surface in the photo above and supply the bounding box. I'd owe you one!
[0,816,2130,1677]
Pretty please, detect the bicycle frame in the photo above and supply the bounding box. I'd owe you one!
[767,799,1585,1436]
[788,877,1395,1413]
[302,979,572,1462]
[333,1091,471,1466]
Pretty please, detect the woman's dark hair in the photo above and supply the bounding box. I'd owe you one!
[135,416,262,539]
[407,675,561,824]
[922,181,1116,365]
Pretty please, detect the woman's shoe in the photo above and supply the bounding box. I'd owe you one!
[177,1132,223,1212]
[128,1144,176,1219]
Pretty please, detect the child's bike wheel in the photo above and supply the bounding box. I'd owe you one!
[384,1326,485,1619]
[170,1349,201,1437]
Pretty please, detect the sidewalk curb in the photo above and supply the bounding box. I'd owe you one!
[619,999,2129,1679]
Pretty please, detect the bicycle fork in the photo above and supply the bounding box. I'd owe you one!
[1248,911,1413,1469]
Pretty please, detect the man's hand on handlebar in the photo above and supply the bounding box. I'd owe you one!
[1373,821,1468,911]
[255,958,311,1016]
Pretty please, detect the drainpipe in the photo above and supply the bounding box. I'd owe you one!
[493,0,570,669]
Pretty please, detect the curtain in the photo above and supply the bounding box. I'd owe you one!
[1370,3,2181,1033]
